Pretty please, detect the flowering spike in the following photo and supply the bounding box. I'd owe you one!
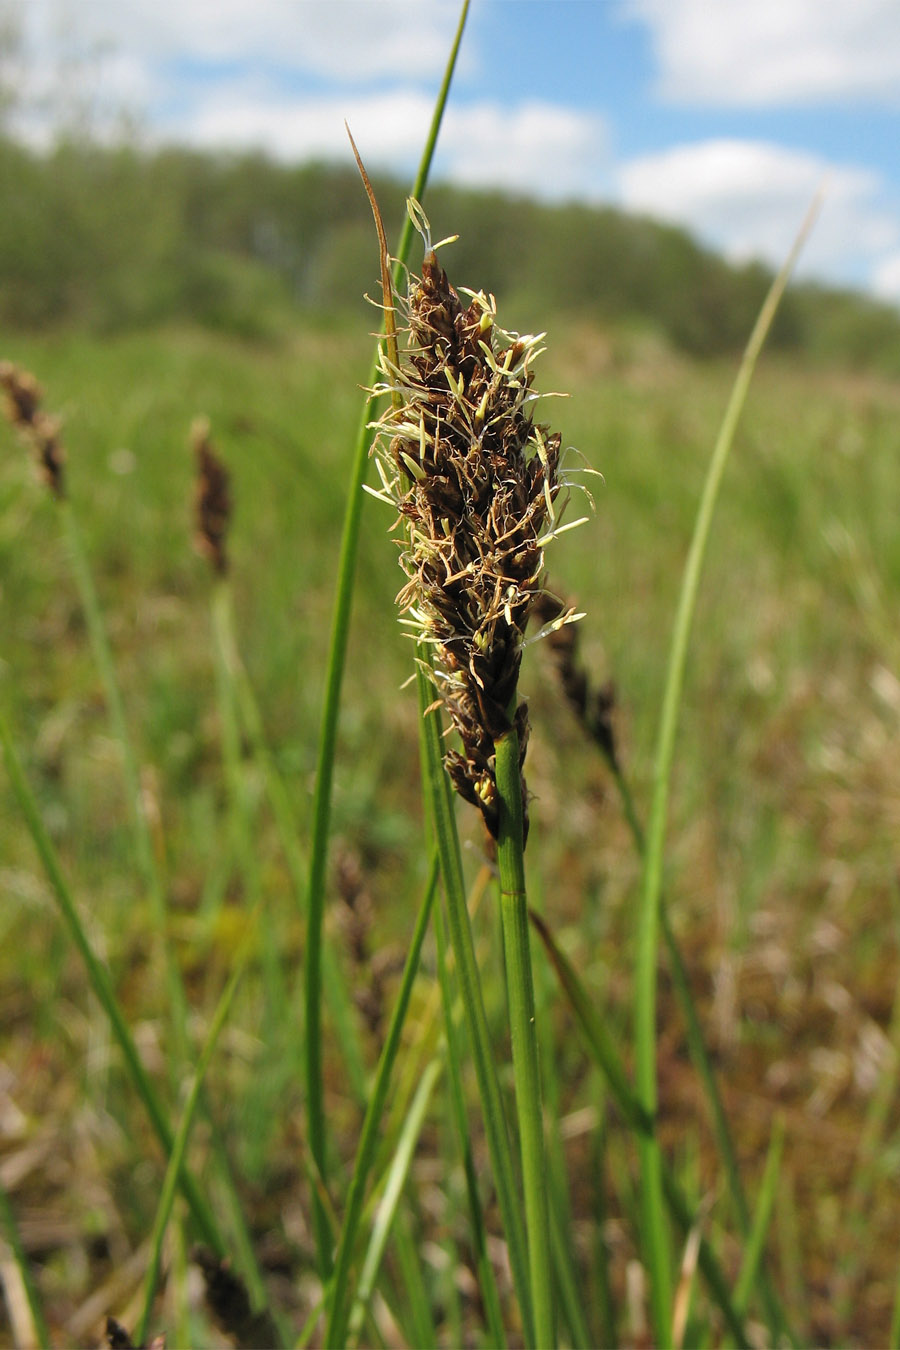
[364,203,589,840]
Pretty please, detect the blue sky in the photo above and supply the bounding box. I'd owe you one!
[14,0,900,303]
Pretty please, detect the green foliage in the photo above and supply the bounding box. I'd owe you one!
[1,133,898,367]
[3,315,899,1344]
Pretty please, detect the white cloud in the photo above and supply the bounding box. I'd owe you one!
[166,84,610,201]
[170,87,433,164]
[427,101,608,200]
[624,0,900,105]
[20,0,464,83]
[617,139,900,288]
[872,253,900,304]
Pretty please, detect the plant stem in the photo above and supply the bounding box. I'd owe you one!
[417,662,535,1345]
[609,743,792,1343]
[302,0,469,1277]
[432,899,508,1347]
[325,856,439,1349]
[531,910,750,1346]
[633,191,821,1348]
[495,727,555,1348]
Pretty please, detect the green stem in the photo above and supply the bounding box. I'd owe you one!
[633,192,821,1349]
[348,1060,443,1344]
[417,662,535,1345]
[530,910,750,1346]
[610,753,792,1344]
[303,0,470,1277]
[734,1114,785,1317]
[495,728,554,1348]
[432,900,507,1347]
[325,856,439,1349]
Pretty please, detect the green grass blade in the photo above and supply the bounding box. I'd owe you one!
[417,661,535,1345]
[26,465,268,1318]
[548,1198,592,1350]
[134,910,261,1349]
[303,0,470,1276]
[432,899,507,1347]
[609,749,792,1344]
[389,1209,438,1350]
[60,500,190,1054]
[348,1059,443,1344]
[211,581,288,1073]
[530,907,750,1346]
[633,193,821,1347]
[0,1174,51,1350]
[530,910,649,1134]
[530,850,591,1350]
[0,706,225,1257]
[734,1114,785,1317]
[660,905,792,1345]
[324,855,439,1349]
[495,727,555,1347]
[214,583,368,1104]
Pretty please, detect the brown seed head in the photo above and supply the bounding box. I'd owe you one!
[368,203,585,840]
[191,417,231,575]
[534,590,619,770]
[0,360,66,497]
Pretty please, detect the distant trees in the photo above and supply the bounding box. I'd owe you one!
[1,133,898,371]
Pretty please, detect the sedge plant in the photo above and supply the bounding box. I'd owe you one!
[301,0,470,1280]
[358,141,590,1340]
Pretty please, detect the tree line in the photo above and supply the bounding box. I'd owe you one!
[1,134,898,370]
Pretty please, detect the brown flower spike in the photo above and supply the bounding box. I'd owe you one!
[191,417,231,575]
[0,360,66,497]
[360,179,585,840]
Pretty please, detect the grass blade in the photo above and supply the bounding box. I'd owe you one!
[417,661,535,1345]
[303,0,470,1276]
[0,707,224,1259]
[60,501,190,1057]
[530,907,750,1346]
[432,898,508,1347]
[325,855,439,1348]
[389,1209,438,1350]
[605,730,792,1341]
[633,192,822,1346]
[495,726,555,1347]
[734,1113,785,1317]
[348,1059,443,1344]
[134,910,261,1348]
[213,579,368,1103]
[0,1174,51,1350]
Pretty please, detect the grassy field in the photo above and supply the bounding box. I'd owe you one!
[2,308,900,1346]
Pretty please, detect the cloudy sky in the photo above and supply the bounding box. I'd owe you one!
[12,0,900,303]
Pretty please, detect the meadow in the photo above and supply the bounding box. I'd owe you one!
[1,271,899,1349]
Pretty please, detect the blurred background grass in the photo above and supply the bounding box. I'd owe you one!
[2,127,900,1345]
